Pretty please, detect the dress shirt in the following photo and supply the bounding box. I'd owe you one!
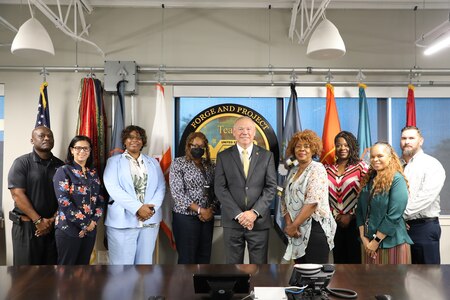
[236,143,253,165]
[402,149,445,220]
[234,143,259,218]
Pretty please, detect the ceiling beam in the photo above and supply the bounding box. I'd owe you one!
[1,0,450,9]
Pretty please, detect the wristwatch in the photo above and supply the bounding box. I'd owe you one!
[372,234,382,243]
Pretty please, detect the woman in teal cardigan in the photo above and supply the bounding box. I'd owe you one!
[356,142,413,264]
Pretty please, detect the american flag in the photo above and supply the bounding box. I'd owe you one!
[35,82,51,128]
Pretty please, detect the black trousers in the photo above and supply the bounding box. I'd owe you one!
[55,229,96,265]
[12,221,57,266]
[333,218,361,264]
[295,220,330,264]
[172,212,214,264]
[408,219,441,264]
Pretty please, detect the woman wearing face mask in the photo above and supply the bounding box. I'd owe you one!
[169,132,218,264]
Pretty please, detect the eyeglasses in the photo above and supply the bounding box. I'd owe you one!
[127,135,143,141]
[189,144,205,149]
[72,146,91,153]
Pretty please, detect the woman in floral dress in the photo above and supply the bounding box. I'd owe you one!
[53,135,104,265]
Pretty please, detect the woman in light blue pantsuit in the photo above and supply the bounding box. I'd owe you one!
[104,125,166,264]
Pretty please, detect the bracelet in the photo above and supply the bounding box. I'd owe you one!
[33,217,42,225]
[197,207,201,215]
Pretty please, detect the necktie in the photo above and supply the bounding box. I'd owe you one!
[242,149,249,178]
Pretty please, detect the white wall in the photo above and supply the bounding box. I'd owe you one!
[0,6,449,264]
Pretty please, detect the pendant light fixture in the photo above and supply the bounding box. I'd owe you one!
[307,18,346,60]
[10,0,54,56]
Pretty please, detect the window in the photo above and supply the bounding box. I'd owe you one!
[288,97,378,142]
[392,98,450,215]
[175,95,448,215]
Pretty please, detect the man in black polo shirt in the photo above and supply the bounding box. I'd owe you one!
[8,126,64,265]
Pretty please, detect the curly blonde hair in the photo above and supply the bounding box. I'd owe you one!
[286,129,323,158]
[360,142,408,195]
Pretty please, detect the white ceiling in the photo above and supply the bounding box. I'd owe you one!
[0,0,450,9]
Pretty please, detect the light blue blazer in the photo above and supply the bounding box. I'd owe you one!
[103,153,166,228]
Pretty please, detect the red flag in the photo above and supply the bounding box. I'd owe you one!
[148,83,175,249]
[321,83,341,165]
[77,77,107,173]
[406,84,416,126]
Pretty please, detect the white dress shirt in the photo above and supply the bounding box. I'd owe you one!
[236,143,253,165]
[234,143,258,220]
[403,149,446,220]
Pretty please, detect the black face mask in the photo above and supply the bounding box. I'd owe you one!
[190,147,205,159]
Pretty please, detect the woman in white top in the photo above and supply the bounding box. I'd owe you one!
[281,130,336,263]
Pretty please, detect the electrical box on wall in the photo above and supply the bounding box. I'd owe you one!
[104,61,138,94]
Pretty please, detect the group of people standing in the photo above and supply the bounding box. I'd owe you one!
[8,127,104,265]
[8,118,445,266]
[169,117,445,265]
[8,125,165,265]
[285,126,444,265]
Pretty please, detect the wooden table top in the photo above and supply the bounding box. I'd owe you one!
[0,264,449,300]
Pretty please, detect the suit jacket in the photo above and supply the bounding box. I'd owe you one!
[214,145,277,230]
[356,172,413,248]
[103,153,166,228]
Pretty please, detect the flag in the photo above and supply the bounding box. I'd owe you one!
[281,83,302,157]
[320,83,341,165]
[406,84,416,126]
[148,83,175,249]
[357,83,372,162]
[35,81,51,128]
[77,77,108,174]
[275,83,302,244]
[109,80,126,157]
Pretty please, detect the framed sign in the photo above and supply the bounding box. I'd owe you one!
[177,103,279,165]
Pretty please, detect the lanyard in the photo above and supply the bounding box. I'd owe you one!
[364,186,375,236]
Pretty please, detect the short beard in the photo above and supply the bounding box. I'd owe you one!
[402,149,415,157]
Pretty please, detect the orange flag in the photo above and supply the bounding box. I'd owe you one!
[320,83,341,165]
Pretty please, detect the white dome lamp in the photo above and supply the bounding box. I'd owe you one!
[307,18,345,60]
[11,1,54,56]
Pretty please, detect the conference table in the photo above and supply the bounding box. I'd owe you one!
[0,264,449,299]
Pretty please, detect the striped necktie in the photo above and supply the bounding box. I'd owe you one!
[242,149,249,178]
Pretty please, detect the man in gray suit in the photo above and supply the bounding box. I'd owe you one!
[215,116,277,264]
